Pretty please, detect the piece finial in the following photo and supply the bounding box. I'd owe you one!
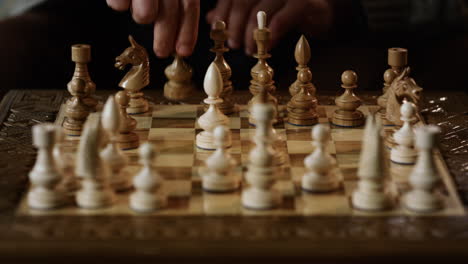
[312,124,330,143]
[213,20,226,30]
[257,11,266,29]
[203,62,223,99]
[102,95,120,133]
[139,142,155,164]
[213,125,228,147]
[115,91,130,107]
[341,70,358,87]
[400,101,415,119]
[295,35,311,66]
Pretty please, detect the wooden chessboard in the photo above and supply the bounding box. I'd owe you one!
[16,103,465,217]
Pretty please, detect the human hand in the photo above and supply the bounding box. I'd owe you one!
[106,0,200,58]
[206,0,333,55]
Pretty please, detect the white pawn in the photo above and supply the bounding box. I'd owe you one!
[130,142,167,212]
[352,114,390,211]
[196,62,231,150]
[75,117,115,209]
[100,96,131,191]
[202,125,239,192]
[242,90,280,210]
[302,124,341,192]
[28,123,64,210]
[390,101,418,165]
[404,125,442,212]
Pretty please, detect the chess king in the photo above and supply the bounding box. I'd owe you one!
[115,35,150,115]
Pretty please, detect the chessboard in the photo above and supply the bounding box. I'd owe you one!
[16,102,465,217]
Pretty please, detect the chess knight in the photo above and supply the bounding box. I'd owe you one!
[385,67,423,126]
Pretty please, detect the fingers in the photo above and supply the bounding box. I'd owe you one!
[131,0,158,24]
[176,0,200,56]
[269,1,307,48]
[153,0,180,57]
[244,0,284,55]
[227,0,256,49]
[106,0,131,11]
[206,0,232,25]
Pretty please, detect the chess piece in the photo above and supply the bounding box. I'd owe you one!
[63,78,90,136]
[100,96,131,191]
[286,35,318,126]
[115,91,139,150]
[69,44,98,111]
[331,70,365,127]
[75,117,115,209]
[289,35,317,97]
[242,85,281,210]
[209,20,235,114]
[248,69,278,125]
[115,35,150,114]
[130,142,167,212]
[202,125,239,192]
[390,101,418,165]
[248,11,278,120]
[164,55,195,101]
[352,114,390,211]
[377,48,408,125]
[196,63,231,150]
[53,126,77,192]
[27,123,64,210]
[404,125,442,212]
[302,124,340,192]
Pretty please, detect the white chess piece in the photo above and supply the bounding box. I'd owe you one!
[130,142,167,212]
[404,125,442,212]
[302,124,341,192]
[28,123,64,210]
[257,10,266,30]
[242,93,280,210]
[75,117,115,209]
[196,62,231,150]
[202,125,239,192]
[53,126,77,193]
[100,96,131,191]
[352,114,390,211]
[390,101,417,165]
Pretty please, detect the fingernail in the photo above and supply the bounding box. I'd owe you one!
[177,45,192,57]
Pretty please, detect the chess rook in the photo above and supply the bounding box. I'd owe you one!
[164,55,195,101]
[332,70,365,127]
[69,44,97,111]
[404,125,443,212]
[115,91,140,150]
[63,78,90,136]
[390,101,418,165]
[196,63,231,150]
[28,123,64,210]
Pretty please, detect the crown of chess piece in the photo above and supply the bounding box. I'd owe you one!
[115,91,140,150]
[202,125,239,192]
[352,114,390,211]
[69,44,98,112]
[302,124,341,192]
[164,55,195,102]
[115,35,150,114]
[248,11,277,112]
[248,68,278,125]
[75,117,115,209]
[196,63,231,150]
[390,101,418,165]
[242,83,281,210]
[289,35,317,97]
[27,123,64,210]
[331,70,365,127]
[130,142,167,212]
[208,20,235,114]
[286,64,318,126]
[403,125,443,212]
[100,96,131,191]
[377,48,408,125]
[63,78,90,136]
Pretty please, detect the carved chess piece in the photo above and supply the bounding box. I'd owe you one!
[69,44,97,111]
[75,117,115,209]
[130,142,167,212]
[63,78,90,136]
[28,123,64,209]
[196,63,231,150]
[53,126,77,192]
[248,69,278,125]
[164,55,195,101]
[115,91,139,150]
[331,70,365,127]
[209,20,235,114]
[289,35,317,97]
[403,125,442,212]
[390,101,418,165]
[115,35,150,114]
[352,115,390,211]
[302,125,340,192]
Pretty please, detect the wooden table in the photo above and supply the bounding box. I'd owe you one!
[0,89,467,263]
